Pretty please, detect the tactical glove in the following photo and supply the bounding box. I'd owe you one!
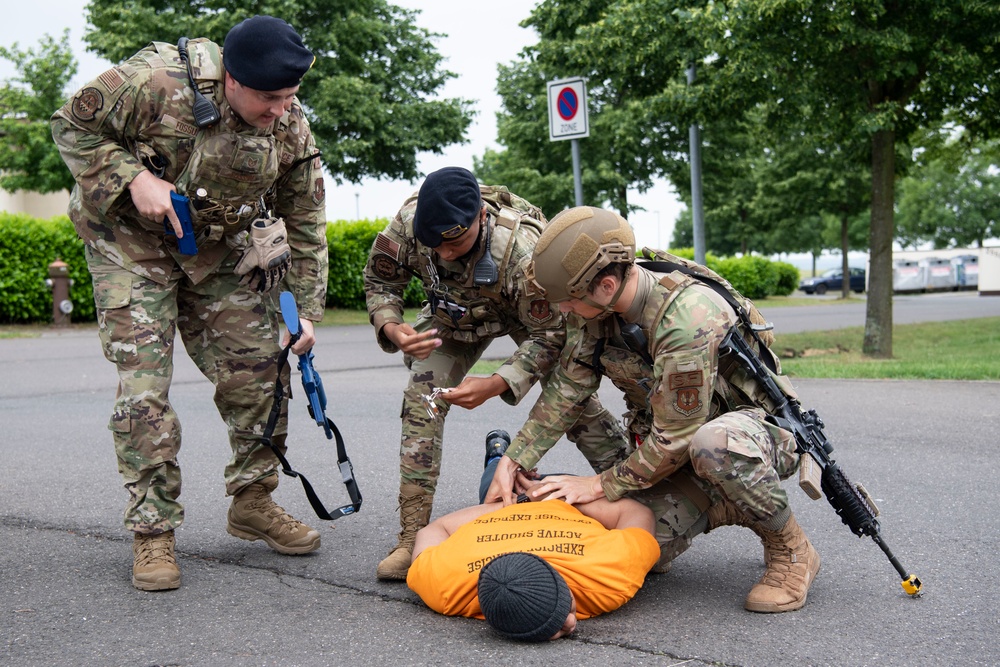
[234,216,292,292]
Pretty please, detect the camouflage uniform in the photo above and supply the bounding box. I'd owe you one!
[364,186,626,498]
[50,38,328,534]
[504,257,800,564]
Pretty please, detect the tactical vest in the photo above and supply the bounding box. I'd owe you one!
[126,40,286,233]
[580,257,794,441]
[410,186,546,341]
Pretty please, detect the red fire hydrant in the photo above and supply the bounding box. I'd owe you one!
[45,258,74,328]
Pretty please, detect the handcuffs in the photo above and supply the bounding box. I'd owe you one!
[421,387,452,419]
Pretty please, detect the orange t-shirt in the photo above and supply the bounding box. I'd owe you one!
[406,500,660,620]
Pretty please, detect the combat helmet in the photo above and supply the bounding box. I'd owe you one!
[530,206,635,312]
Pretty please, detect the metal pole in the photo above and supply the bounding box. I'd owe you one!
[571,138,584,206]
[355,192,360,220]
[687,63,706,265]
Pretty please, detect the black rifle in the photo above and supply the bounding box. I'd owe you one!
[720,326,922,597]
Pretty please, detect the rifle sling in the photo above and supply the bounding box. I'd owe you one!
[638,259,778,374]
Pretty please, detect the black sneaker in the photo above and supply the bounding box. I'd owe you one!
[483,429,511,468]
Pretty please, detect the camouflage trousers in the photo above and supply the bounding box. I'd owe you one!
[398,321,627,497]
[85,246,289,534]
[631,407,799,564]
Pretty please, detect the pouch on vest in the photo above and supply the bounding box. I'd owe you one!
[173,129,278,230]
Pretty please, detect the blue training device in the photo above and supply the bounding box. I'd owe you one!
[279,291,332,439]
[164,192,198,255]
[270,291,363,520]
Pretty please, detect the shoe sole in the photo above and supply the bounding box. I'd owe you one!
[226,523,321,555]
[132,574,180,591]
[375,567,409,581]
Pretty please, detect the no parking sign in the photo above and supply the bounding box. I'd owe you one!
[547,77,589,141]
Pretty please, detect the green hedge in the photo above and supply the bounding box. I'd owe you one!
[325,218,425,310]
[716,255,779,300]
[1,214,797,324]
[0,214,94,323]
[773,261,800,297]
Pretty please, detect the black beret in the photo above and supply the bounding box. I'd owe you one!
[223,15,314,91]
[413,167,482,248]
[477,552,573,642]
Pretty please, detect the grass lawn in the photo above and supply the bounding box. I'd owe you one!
[774,317,1000,381]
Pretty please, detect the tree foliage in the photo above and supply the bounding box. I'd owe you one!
[476,0,692,217]
[691,0,1000,356]
[0,32,77,193]
[897,135,1000,249]
[483,1,1000,357]
[83,0,474,184]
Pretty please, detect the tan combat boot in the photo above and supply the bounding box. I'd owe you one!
[132,532,180,591]
[376,484,433,581]
[744,513,821,613]
[227,475,320,555]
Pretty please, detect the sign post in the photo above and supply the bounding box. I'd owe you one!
[547,77,589,206]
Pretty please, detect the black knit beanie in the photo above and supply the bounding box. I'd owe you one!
[413,167,482,248]
[223,15,314,91]
[477,552,573,642]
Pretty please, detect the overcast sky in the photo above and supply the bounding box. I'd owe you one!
[2,0,684,247]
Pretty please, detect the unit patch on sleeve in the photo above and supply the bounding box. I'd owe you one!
[312,177,325,205]
[72,87,104,122]
[667,366,704,417]
[528,298,553,324]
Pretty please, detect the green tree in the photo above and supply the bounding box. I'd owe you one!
[752,126,871,297]
[897,139,1000,249]
[83,0,474,184]
[0,32,77,194]
[476,0,692,217]
[694,0,1000,357]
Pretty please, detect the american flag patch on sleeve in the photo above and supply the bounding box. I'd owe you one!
[373,233,401,261]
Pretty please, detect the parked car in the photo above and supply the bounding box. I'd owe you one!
[799,267,866,295]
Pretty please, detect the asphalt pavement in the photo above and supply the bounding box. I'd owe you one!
[2,292,999,666]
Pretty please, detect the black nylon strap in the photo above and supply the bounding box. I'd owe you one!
[637,259,778,374]
[260,343,362,520]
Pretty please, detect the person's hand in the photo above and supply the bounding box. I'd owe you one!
[514,470,544,496]
[282,318,316,355]
[128,170,181,235]
[384,323,441,359]
[441,374,507,409]
[530,474,605,505]
[483,455,521,506]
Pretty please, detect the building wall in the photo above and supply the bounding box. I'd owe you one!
[0,188,69,219]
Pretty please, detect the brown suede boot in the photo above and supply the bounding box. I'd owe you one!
[744,513,821,613]
[376,484,433,581]
[132,532,180,591]
[227,475,320,555]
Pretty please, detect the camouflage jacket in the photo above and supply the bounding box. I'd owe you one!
[363,185,563,403]
[504,263,793,501]
[50,38,328,319]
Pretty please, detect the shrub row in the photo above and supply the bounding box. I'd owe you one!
[0,215,795,324]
